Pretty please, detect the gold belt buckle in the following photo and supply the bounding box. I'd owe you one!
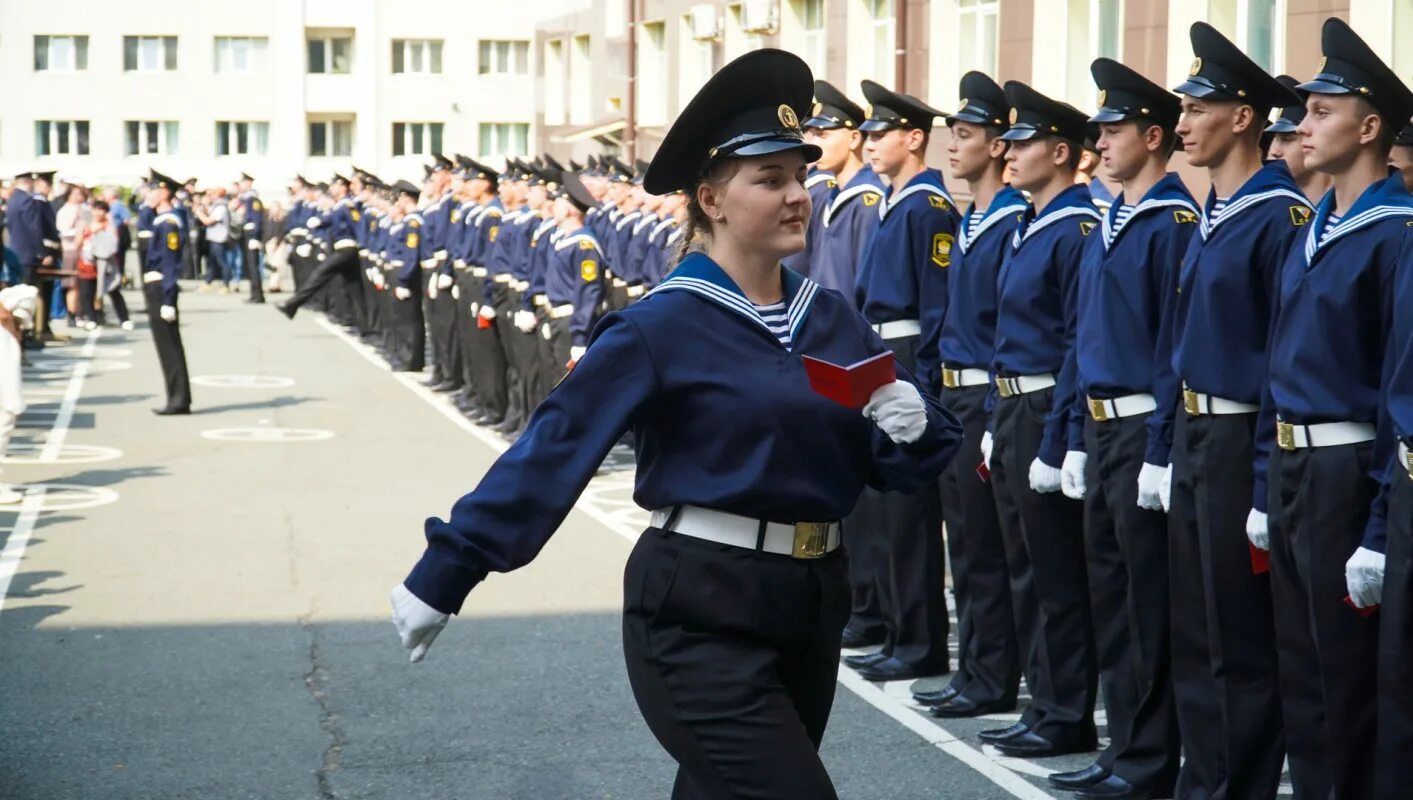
[997,378,1015,399]
[792,522,831,559]
[1088,397,1109,422]
[942,368,958,389]
[1276,421,1296,451]
[1183,389,1200,416]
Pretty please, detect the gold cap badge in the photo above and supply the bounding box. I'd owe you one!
[1008,108,1019,125]
[957,98,969,113]
[1097,89,1107,107]
[1189,57,1202,76]
[778,104,800,130]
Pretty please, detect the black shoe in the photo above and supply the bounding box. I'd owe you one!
[432,381,463,393]
[246,298,265,305]
[992,731,1098,759]
[843,652,890,670]
[855,657,944,682]
[840,626,886,649]
[912,686,960,707]
[276,302,296,320]
[1075,775,1152,800]
[929,695,1017,718]
[151,406,191,416]
[421,376,445,388]
[1047,764,1111,791]
[978,722,1030,744]
[478,416,505,428]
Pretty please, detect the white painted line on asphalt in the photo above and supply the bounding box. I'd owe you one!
[192,374,296,389]
[0,488,48,614]
[40,329,100,463]
[200,427,334,442]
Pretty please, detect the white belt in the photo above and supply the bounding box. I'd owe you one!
[290,227,309,236]
[612,278,628,288]
[493,273,514,284]
[453,259,467,270]
[549,303,574,319]
[1276,419,1375,451]
[1182,384,1259,416]
[472,267,489,278]
[43,238,60,249]
[871,319,921,340]
[996,373,1056,398]
[626,285,646,298]
[1401,441,1411,481]
[649,505,841,560]
[1087,393,1157,422]
[358,248,369,257]
[940,365,989,389]
[142,271,164,284]
[515,280,531,292]
[137,230,153,239]
[420,260,438,270]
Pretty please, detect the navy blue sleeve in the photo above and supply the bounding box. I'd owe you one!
[1041,226,1090,467]
[1145,219,1197,466]
[1252,212,1304,513]
[571,246,604,346]
[913,202,958,394]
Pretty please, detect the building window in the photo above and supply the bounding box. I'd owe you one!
[33,35,88,72]
[124,121,180,156]
[796,0,826,77]
[544,39,566,125]
[637,22,668,127]
[1066,0,1122,105]
[309,118,353,157]
[214,37,269,73]
[570,34,592,124]
[308,35,353,74]
[865,0,894,86]
[35,120,90,156]
[216,121,270,156]
[392,122,445,156]
[392,39,443,74]
[478,123,530,157]
[958,0,999,75]
[478,40,529,75]
[1208,0,1280,73]
[123,36,178,72]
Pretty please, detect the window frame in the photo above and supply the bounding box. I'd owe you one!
[216,121,270,157]
[307,35,354,74]
[34,35,89,72]
[123,35,178,72]
[477,39,530,75]
[477,122,530,158]
[957,0,1000,76]
[124,120,180,157]
[308,118,354,157]
[34,120,91,157]
[214,36,270,74]
[392,122,446,157]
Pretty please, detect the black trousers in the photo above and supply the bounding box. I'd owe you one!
[851,333,948,673]
[991,387,1096,742]
[388,274,425,372]
[1169,411,1283,800]
[103,288,129,324]
[1377,461,1413,800]
[142,283,190,411]
[468,288,509,420]
[623,528,850,800]
[284,248,359,315]
[1082,416,1177,789]
[423,272,454,385]
[454,268,480,409]
[494,286,536,432]
[1269,443,1380,800]
[243,239,264,303]
[937,383,1018,703]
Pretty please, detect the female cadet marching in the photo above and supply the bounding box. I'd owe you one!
[389,49,961,798]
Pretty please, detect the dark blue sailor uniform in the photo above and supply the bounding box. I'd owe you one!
[144,208,191,411]
[808,167,883,295]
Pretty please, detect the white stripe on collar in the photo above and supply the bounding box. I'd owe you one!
[650,217,678,240]
[1102,198,1197,249]
[823,183,884,228]
[959,203,1028,253]
[554,232,604,255]
[647,273,821,351]
[633,214,659,234]
[1304,204,1413,261]
[1200,189,1307,240]
[615,211,643,231]
[805,172,835,190]
[666,228,685,245]
[1013,205,1101,247]
[880,183,955,221]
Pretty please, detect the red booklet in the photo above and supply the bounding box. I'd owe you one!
[1343,596,1379,618]
[1249,543,1271,575]
[801,351,897,410]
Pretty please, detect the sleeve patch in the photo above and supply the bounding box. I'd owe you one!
[1173,209,1198,224]
[581,259,599,282]
[409,218,421,228]
[863,193,881,207]
[1290,206,1312,226]
[1078,221,1097,236]
[931,233,954,268]
[488,226,499,242]
[351,209,361,222]
[580,239,596,250]
[252,200,262,211]
[450,210,460,224]
[406,232,419,249]
[928,195,949,210]
[166,231,180,251]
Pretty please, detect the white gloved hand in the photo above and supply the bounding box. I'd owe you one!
[541,322,553,340]
[394,286,411,301]
[365,268,377,282]
[158,305,177,323]
[427,282,439,300]
[1029,457,1062,494]
[569,344,587,364]
[142,270,163,284]
[436,273,454,290]
[372,271,386,289]
[479,304,498,321]
[862,380,928,445]
[1060,451,1088,500]
[1159,464,1172,513]
[1246,509,1269,551]
[514,309,537,333]
[1346,546,1386,609]
[470,303,481,318]
[981,431,993,471]
[1137,462,1167,511]
[307,217,322,229]
[451,285,461,300]
[247,238,262,251]
[295,243,312,258]
[390,583,449,663]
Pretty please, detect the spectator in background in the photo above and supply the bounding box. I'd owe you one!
[104,188,133,285]
[55,184,91,326]
[78,200,130,330]
[194,188,233,292]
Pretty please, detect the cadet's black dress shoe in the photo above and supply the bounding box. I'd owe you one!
[978,722,1030,743]
[276,302,296,320]
[1075,774,1152,800]
[432,381,462,393]
[477,416,505,428]
[151,406,190,416]
[843,652,890,669]
[993,731,1098,759]
[1047,763,1110,790]
[840,626,886,649]
[855,657,940,682]
[912,685,960,706]
[929,695,1016,718]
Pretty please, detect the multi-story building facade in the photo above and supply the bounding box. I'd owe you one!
[1,0,562,186]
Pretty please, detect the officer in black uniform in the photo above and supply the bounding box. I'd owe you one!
[142,171,192,416]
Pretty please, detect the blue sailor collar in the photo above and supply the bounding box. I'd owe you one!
[805,168,836,191]
[649,216,678,241]
[1012,183,1100,248]
[615,210,643,231]
[879,168,955,221]
[1102,172,1197,249]
[1200,160,1307,240]
[958,185,1028,253]
[822,166,885,228]
[554,228,604,256]
[645,252,821,351]
[1303,171,1413,263]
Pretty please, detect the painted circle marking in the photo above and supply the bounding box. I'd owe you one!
[191,375,296,389]
[2,443,124,465]
[201,427,334,442]
[6,483,120,512]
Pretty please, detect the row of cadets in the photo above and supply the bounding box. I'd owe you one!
[470,159,532,428]
[421,155,458,394]
[623,161,663,302]
[384,179,430,373]
[915,72,1030,721]
[2,170,60,344]
[276,173,365,328]
[639,187,687,289]
[841,80,959,682]
[454,158,504,425]
[539,170,605,383]
[236,171,267,304]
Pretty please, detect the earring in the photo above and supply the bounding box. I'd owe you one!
[715,215,725,222]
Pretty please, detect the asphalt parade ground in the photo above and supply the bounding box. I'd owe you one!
[0,284,1284,799]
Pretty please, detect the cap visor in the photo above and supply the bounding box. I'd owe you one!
[1295,79,1353,96]
[802,116,844,130]
[729,139,824,162]
[858,119,897,132]
[1088,108,1131,124]
[1264,120,1298,133]
[946,111,991,126]
[998,127,1042,142]
[1172,79,1221,99]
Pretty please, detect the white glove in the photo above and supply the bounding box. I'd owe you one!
[427,282,439,300]
[514,309,537,333]
[863,380,927,445]
[1346,546,1386,609]
[1159,464,1172,513]
[1060,451,1087,500]
[158,305,177,323]
[981,431,993,471]
[1137,462,1166,511]
[394,286,411,301]
[372,271,386,289]
[470,303,480,318]
[142,270,163,284]
[295,243,312,258]
[307,216,322,229]
[479,305,498,321]
[1246,509,1269,551]
[436,273,454,290]
[541,322,553,340]
[451,285,461,300]
[247,238,261,251]
[1029,457,1062,494]
[390,583,449,663]
[569,344,587,363]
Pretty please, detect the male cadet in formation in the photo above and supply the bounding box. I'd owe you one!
[141,170,192,416]
[1052,59,1197,800]
[237,172,267,304]
[916,71,1027,722]
[841,80,957,683]
[1165,24,1309,800]
[1265,77,1332,202]
[275,174,364,323]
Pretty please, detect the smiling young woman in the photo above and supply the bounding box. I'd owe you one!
[389,48,962,798]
